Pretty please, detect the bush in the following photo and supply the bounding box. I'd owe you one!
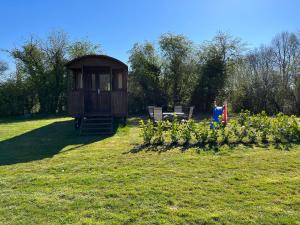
[169,118,181,145]
[194,123,209,146]
[152,121,165,145]
[139,120,155,145]
[139,112,300,149]
[180,120,195,145]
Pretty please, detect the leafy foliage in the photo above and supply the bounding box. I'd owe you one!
[128,42,166,113]
[128,34,198,113]
[139,120,155,145]
[191,53,226,112]
[1,30,300,117]
[159,33,197,106]
[228,31,300,115]
[0,31,102,116]
[140,112,300,149]
[0,60,8,78]
[68,39,102,59]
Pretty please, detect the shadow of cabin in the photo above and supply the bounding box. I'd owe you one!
[0,120,110,166]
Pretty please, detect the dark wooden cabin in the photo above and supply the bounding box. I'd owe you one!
[66,55,128,135]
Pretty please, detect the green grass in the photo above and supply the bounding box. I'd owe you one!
[0,116,299,224]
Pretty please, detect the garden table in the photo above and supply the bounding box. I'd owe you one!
[162,112,185,120]
[163,112,185,116]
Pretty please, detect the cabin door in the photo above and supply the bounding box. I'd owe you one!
[83,69,111,114]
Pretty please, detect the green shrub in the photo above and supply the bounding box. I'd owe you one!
[228,120,241,144]
[237,110,251,126]
[194,123,209,146]
[152,120,165,145]
[271,113,300,143]
[180,120,195,145]
[246,127,257,144]
[139,120,155,145]
[139,112,300,149]
[170,118,180,145]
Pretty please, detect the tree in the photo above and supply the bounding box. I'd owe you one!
[9,31,103,114]
[229,46,280,114]
[271,31,300,114]
[159,33,197,106]
[11,38,49,113]
[211,31,245,63]
[295,73,300,114]
[210,32,246,100]
[0,78,24,116]
[44,31,69,112]
[191,52,226,112]
[0,60,9,82]
[68,39,102,59]
[0,60,8,76]
[227,31,300,115]
[0,31,105,116]
[128,42,165,113]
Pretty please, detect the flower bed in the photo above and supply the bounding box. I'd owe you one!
[139,111,300,148]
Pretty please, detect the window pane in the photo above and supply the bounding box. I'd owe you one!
[118,73,122,89]
[77,72,82,89]
[100,74,111,91]
[92,73,96,90]
[71,70,76,90]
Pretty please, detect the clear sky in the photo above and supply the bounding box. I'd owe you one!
[1,0,299,70]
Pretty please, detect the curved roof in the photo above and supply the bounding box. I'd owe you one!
[65,54,127,68]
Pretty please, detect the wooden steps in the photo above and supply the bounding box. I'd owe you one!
[80,115,113,135]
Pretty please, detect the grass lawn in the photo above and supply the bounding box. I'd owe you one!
[0,116,299,224]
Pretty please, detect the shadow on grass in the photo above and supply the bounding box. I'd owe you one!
[0,120,110,166]
[126,143,201,154]
[126,142,295,154]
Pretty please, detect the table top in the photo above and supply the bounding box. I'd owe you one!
[163,112,185,115]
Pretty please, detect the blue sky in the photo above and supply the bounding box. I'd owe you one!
[1,0,299,71]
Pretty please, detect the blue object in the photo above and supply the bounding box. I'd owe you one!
[213,106,224,123]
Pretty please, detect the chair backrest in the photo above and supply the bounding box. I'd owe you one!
[188,106,194,119]
[148,106,154,118]
[174,105,182,113]
[153,107,162,122]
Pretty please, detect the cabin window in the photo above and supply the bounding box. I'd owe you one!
[117,72,123,89]
[112,71,123,90]
[99,74,111,91]
[91,73,96,90]
[78,72,83,89]
[72,71,82,90]
[71,71,76,90]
